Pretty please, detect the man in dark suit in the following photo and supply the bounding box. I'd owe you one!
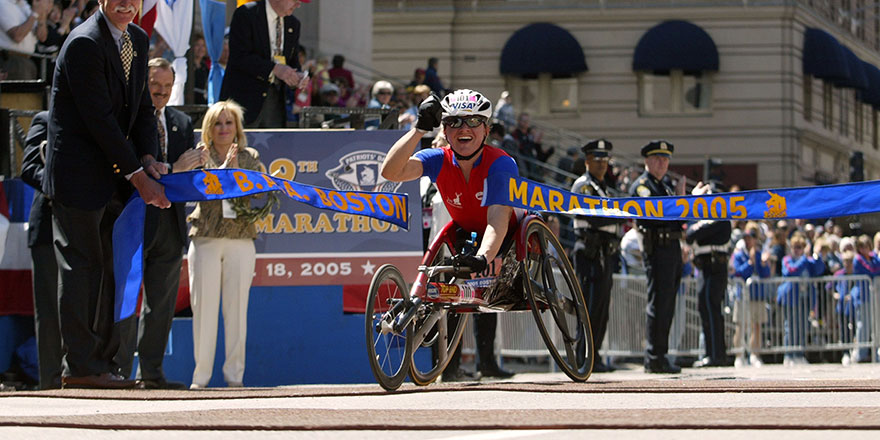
[43,0,170,389]
[20,111,62,390]
[220,0,308,127]
[115,57,204,389]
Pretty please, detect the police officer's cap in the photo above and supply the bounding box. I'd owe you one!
[582,138,612,157]
[641,140,674,157]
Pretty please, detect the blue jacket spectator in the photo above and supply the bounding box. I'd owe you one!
[733,241,771,301]
[776,237,825,306]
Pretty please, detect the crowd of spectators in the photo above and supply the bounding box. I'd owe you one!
[612,213,880,367]
[1,0,100,80]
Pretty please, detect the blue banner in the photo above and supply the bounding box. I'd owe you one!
[483,173,880,220]
[113,143,412,322]
[112,195,145,323]
[159,168,409,229]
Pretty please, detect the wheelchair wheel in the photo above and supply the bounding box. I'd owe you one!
[408,241,470,386]
[522,218,594,382]
[365,264,412,391]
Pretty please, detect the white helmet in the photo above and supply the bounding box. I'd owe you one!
[440,89,493,119]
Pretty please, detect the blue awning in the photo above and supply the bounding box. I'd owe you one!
[632,20,719,72]
[859,61,880,107]
[802,28,850,83]
[838,46,868,90]
[499,23,587,76]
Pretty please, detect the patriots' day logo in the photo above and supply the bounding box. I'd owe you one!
[325,150,402,192]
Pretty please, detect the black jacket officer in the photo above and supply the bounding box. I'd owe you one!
[685,184,733,367]
[570,138,625,372]
[629,140,685,374]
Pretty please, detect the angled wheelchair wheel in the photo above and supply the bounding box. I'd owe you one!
[522,218,594,382]
[365,264,413,391]
[409,240,470,386]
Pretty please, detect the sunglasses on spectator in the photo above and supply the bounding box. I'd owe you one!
[442,116,487,128]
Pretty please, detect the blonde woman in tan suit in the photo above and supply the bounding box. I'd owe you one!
[188,100,265,389]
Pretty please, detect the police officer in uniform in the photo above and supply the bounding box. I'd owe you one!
[570,139,625,373]
[630,140,685,373]
[685,182,733,367]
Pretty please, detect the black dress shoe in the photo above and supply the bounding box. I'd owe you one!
[479,363,515,378]
[62,373,137,389]
[644,359,681,374]
[138,378,188,390]
[592,361,616,373]
[442,368,481,382]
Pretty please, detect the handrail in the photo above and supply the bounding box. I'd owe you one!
[4,109,41,180]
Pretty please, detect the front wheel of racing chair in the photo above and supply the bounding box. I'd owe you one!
[365,264,413,391]
[408,221,470,386]
[520,216,594,382]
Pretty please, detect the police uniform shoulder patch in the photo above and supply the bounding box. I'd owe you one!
[636,185,651,197]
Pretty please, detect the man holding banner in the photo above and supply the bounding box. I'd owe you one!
[629,140,686,374]
[44,0,170,389]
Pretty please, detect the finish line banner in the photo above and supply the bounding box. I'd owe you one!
[159,168,409,229]
[114,165,411,323]
[483,173,880,220]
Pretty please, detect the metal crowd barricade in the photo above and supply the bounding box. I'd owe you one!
[462,274,878,366]
[743,275,877,363]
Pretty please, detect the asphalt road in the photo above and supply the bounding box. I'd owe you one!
[1,362,879,439]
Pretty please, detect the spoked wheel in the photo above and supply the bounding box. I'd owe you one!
[365,264,413,391]
[522,218,594,381]
[408,242,470,386]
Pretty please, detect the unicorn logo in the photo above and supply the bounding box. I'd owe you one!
[325,150,401,192]
[446,192,463,208]
[763,191,787,218]
[202,170,224,195]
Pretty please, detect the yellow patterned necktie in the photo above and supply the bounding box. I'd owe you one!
[274,17,282,56]
[120,31,133,83]
[155,109,166,162]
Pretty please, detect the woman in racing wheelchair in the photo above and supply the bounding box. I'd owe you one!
[378,89,592,386]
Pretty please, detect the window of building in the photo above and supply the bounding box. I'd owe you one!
[840,87,849,136]
[507,74,579,116]
[855,100,864,142]
[804,75,812,121]
[638,71,711,115]
[871,109,880,150]
[823,81,834,129]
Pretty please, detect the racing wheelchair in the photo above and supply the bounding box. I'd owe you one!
[365,213,593,391]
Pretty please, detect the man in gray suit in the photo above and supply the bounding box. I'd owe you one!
[114,57,205,389]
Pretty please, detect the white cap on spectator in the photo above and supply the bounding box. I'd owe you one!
[320,83,340,95]
[372,80,393,97]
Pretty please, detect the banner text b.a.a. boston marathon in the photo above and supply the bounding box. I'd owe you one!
[112,168,409,322]
[161,168,409,228]
[483,173,880,220]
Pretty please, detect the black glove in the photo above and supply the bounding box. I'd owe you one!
[415,93,443,132]
[452,253,488,274]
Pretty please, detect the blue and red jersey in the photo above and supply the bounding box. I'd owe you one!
[414,145,518,233]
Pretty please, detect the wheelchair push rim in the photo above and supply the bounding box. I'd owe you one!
[365,264,413,391]
[521,218,594,382]
[408,240,470,386]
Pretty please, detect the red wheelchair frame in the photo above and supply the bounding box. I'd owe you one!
[365,214,593,391]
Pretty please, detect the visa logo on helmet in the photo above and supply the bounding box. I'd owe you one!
[449,102,477,110]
